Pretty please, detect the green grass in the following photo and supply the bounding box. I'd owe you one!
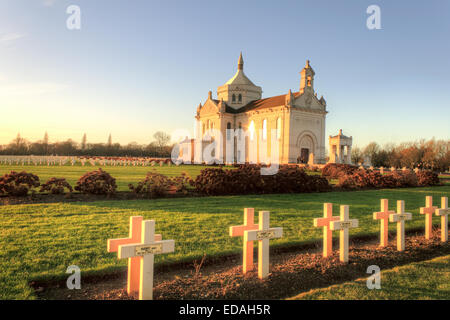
[0,185,448,299]
[0,164,211,191]
[289,255,450,300]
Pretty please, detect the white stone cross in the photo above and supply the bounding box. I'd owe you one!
[330,205,358,263]
[244,211,282,279]
[117,220,174,300]
[313,203,339,257]
[435,197,449,242]
[229,208,259,274]
[107,216,162,295]
[420,196,437,240]
[389,200,412,251]
[373,199,395,247]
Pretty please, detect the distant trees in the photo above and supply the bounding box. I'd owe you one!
[0,131,173,158]
[7,133,29,155]
[351,146,364,165]
[355,139,449,171]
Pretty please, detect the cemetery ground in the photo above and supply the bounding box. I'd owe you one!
[0,184,448,300]
[289,254,449,300]
[39,229,449,300]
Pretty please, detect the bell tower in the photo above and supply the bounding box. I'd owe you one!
[300,59,315,94]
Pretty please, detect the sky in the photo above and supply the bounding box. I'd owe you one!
[0,0,449,149]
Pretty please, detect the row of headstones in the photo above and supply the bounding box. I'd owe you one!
[358,165,422,174]
[107,195,449,300]
[0,156,175,167]
[0,156,72,166]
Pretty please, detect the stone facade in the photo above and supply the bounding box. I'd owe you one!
[192,54,328,164]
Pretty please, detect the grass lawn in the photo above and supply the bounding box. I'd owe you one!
[0,164,212,191]
[289,255,450,300]
[0,185,448,299]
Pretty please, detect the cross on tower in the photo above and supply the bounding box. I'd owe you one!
[435,197,449,242]
[229,208,259,274]
[330,205,358,263]
[244,211,282,279]
[373,199,395,247]
[389,200,412,251]
[313,203,339,257]
[115,220,174,300]
[107,216,162,294]
[420,196,437,240]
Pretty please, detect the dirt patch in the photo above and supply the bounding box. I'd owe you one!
[36,228,449,300]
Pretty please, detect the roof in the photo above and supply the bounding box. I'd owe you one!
[330,129,351,139]
[224,69,257,86]
[225,91,302,114]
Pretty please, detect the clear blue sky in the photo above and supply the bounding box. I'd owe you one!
[0,0,449,148]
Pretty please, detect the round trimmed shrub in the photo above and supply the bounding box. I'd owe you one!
[74,168,117,195]
[416,171,440,186]
[321,163,358,179]
[128,171,191,198]
[40,178,73,195]
[0,171,40,196]
[192,164,331,196]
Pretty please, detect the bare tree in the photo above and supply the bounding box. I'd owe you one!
[351,146,364,164]
[153,131,170,151]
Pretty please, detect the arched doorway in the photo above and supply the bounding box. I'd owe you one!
[297,134,315,164]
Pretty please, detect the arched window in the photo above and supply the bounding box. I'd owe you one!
[238,122,242,140]
[276,117,281,140]
[232,94,236,103]
[249,120,255,141]
[262,119,267,141]
[238,94,242,102]
[226,122,231,140]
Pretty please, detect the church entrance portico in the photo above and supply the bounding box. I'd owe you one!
[296,131,317,164]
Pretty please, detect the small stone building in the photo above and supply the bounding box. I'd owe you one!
[328,129,353,164]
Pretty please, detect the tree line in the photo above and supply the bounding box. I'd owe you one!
[0,131,173,157]
[351,139,450,171]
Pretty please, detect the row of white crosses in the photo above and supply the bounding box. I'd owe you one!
[421,196,449,242]
[108,211,282,300]
[107,197,448,300]
[313,196,449,263]
[373,196,449,247]
[0,155,172,167]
